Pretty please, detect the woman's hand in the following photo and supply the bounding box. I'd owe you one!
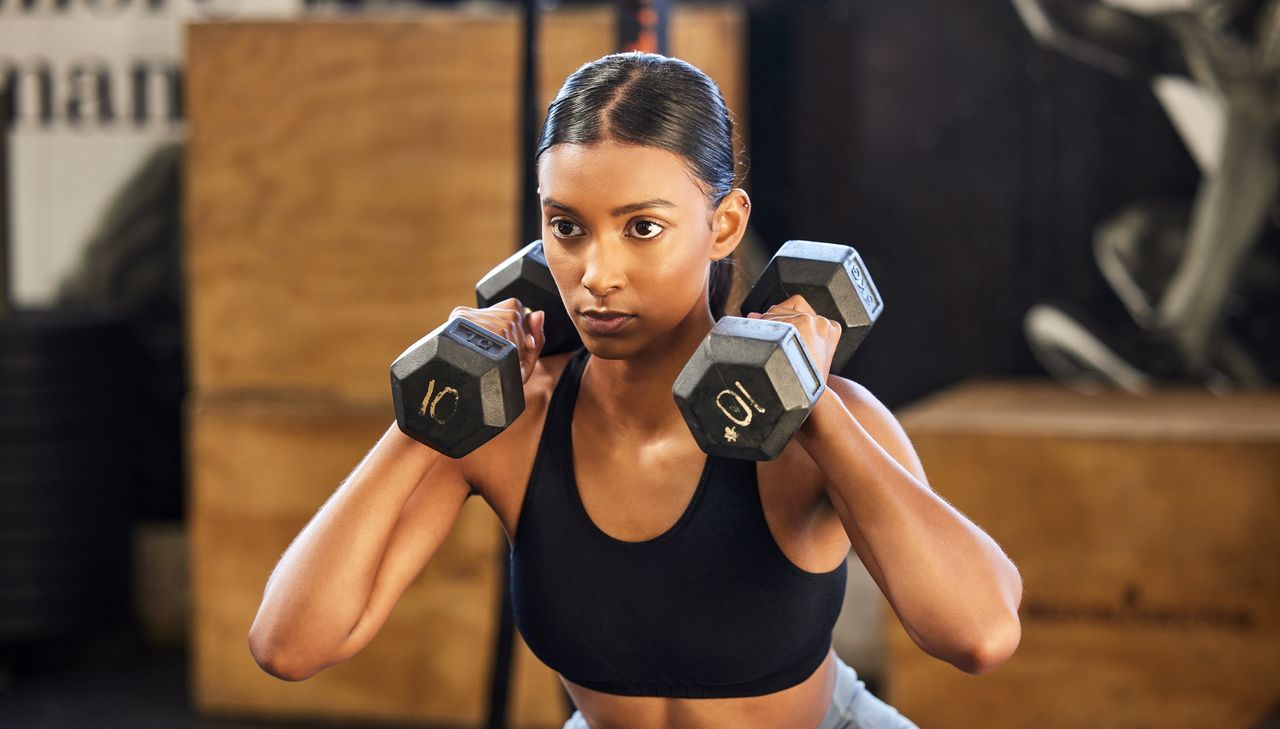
[451,298,546,384]
[745,294,841,384]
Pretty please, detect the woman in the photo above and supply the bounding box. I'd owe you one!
[249,52,1023,729]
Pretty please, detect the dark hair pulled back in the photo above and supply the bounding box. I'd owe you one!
[535,52,746,320]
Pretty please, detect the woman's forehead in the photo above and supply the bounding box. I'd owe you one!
[537,142,705,203]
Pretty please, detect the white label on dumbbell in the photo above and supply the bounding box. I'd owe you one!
[844,255,882,317]
[420,379,461,424]
[460,328,504,352]
[715,380,766,427]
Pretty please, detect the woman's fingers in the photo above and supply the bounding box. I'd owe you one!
[746,297,841,381]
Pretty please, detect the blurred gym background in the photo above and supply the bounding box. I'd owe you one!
[0,0,1276,727]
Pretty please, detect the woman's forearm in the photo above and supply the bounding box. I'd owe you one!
[796,392,1023,673]
[248,421,446,676]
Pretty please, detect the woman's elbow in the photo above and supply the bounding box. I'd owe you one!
[960,615,1022,675]
[248,626,321,682]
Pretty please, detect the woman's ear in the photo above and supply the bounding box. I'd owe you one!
[710,188,751,260]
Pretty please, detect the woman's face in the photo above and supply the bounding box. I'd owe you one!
[537,140,740,358]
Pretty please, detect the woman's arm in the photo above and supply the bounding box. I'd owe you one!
[795,378,1023,675]
[247,421,472,681]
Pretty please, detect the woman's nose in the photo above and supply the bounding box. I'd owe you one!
[580,240,626,296]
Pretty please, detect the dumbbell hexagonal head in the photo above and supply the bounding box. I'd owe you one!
[740,241,883,375]
[476,239,581,356]
[673,317,825,461]
[390,317,524,458]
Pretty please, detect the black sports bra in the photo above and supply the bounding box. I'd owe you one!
[509,347,848,698]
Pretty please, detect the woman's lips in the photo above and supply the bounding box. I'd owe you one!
[580,313,635,335]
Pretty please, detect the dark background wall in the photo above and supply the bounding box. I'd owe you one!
[742,0,1202,408]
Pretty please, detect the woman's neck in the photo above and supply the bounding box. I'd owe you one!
[578,304,717,439]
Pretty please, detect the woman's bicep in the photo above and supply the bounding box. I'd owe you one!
[331,455,473,664]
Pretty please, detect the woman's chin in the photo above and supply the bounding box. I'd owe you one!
[577,332,645,361]
[580,339,626,359]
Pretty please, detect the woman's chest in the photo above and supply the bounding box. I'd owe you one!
[471,385,849,575]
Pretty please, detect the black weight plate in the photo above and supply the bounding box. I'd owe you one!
[0,532,129,559]
[0,551,129,574]
[0,412,142,445]
[0,524,132,555]
[0,335,141,363]
[0,408,138,437]
[0,395,133,420]
[0,419,141,442]
[0,604,127,636]
[0,581,128,606]
[0,376,139,402]
[0,503,128,528]
[0,509,131,537]
[0,472,126,504]
[0,504,128,528]
[0,570,128,598]
[0,610,120,641]
[0,538,130,563]
[0,461,138,488]
[0,476,136,500]
[0,483,125,509]
[0,552,130,584]
[0,510,130,534]
[0,558,129,590]
[0,371,139,397]
[0,306,133,351]
[0,416,140,445]
[0,582,130,618]
[0,539,129,561]
[0,354,140,384]
[0,439,138,476]
[0,489,129,517]
[0,365,140,388]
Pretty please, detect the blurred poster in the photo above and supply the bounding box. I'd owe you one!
[1,0,302,306]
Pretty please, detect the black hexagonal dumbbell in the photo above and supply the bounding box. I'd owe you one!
[390,240,580,458]
[474,240,582,357]
[672,241,884,461]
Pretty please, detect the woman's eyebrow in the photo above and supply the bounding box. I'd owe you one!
[542,197,677,217]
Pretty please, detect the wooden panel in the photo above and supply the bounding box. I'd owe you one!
[189,393,566,728]
[186,13,522,399]
[888,380,1280,729]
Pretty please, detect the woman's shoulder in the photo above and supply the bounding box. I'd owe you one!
[529,348,581,399]
[461,349,580,498]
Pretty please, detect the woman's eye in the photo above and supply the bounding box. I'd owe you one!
[551,219,584,238]
[629,220,664,239]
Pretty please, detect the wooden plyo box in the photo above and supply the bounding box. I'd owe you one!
[891,381,1280,729]
[188,394,565,728]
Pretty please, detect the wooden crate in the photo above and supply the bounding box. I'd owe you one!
[188,392,566,728]
[185,5,745,401]
[890,380,1280,729]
